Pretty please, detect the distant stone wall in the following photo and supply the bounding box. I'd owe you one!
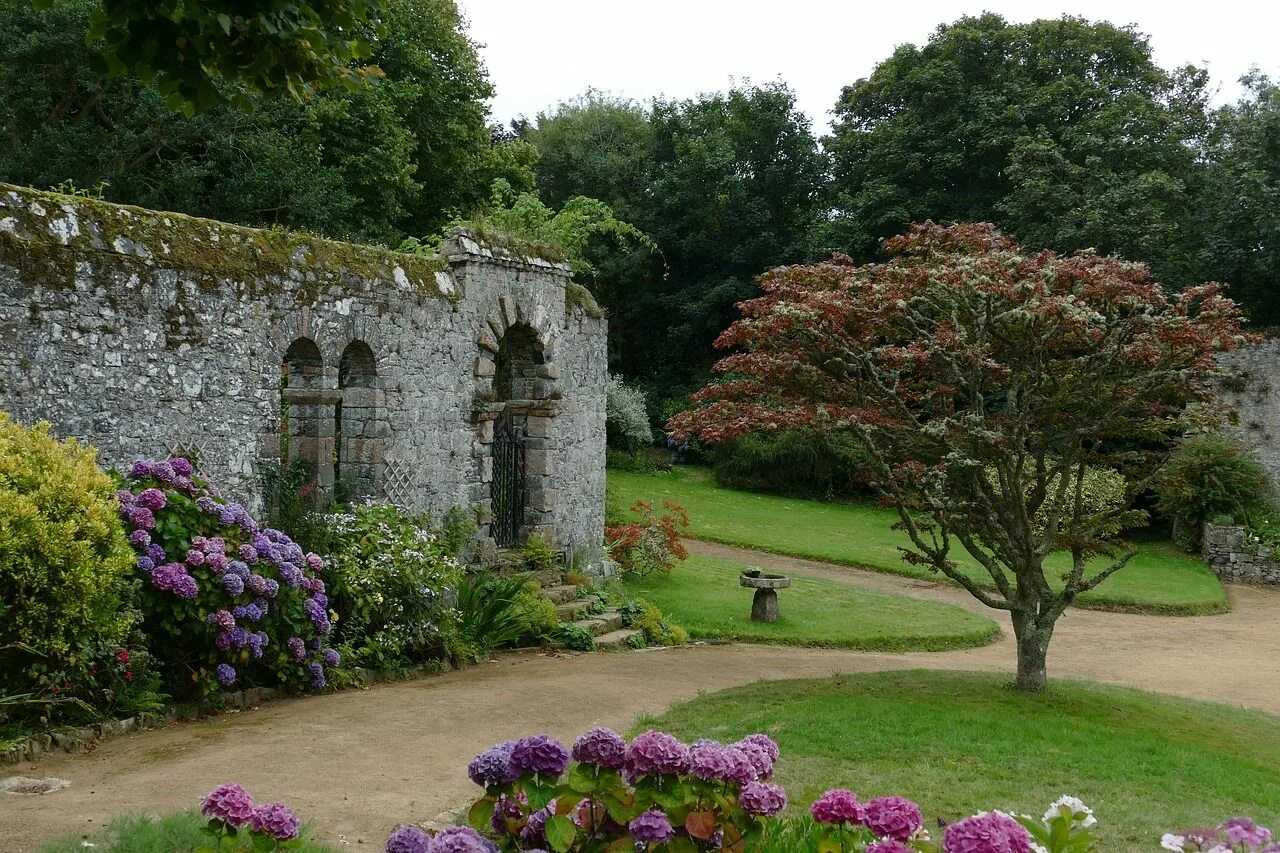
[1202,523,1280,586]
[1216,338,1280,493]
[0,183,607,564]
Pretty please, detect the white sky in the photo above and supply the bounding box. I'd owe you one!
[458,1,1280,133]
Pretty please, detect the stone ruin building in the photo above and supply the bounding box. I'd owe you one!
[0,183,607,567]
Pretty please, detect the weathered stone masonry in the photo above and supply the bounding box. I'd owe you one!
[0,183,608,563]
[1216,337,1280,494]
[1202,523,1280,586]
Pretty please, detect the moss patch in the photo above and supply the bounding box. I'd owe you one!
[0,182,454,300]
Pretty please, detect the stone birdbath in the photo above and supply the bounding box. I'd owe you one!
[740,567,791,623]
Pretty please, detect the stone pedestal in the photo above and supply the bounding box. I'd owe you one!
[750,588,780,622]
[741,568,791,623]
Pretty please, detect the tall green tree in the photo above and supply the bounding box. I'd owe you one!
[526,85,827,399]
[825,14,1210,286]
[527,91,655,221]
[0,0,492,244]
[635,83,827,397]
[1199,73,1280,326]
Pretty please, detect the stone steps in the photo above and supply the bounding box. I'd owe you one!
[593,628,644,650]
[542,584,580,605]
[571,610,624,636]
[555,600,587,621]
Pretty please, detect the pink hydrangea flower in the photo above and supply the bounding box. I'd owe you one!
[811,789,864,825]
[200,783,254,827]
[865,795,923,842]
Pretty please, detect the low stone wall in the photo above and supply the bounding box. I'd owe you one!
[1201,523,1280,585]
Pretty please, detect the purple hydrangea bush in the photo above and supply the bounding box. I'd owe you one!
[1163,816,1278,852]
[452,727,786,851]
[199,782,301,849]
[791,790,1112,852]
[118,458,339,697]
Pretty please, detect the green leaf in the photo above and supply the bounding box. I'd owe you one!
[217,13,232,35]
[466,796,495,832]
[544,815,577,853]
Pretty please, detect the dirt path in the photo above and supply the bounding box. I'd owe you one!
[4,541,1279,850]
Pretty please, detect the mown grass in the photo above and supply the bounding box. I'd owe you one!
[610,467,1227,615]
[638,670,1280,849]
[624,552,999,651]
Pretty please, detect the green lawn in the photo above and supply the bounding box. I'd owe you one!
[638,670,1280,849]
[625,553,999,651]
[610,467,1227,614]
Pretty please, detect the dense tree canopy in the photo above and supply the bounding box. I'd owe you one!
[527,84,828,403]
[1198,74,1280,326]
[824,14,1210,288]
[671,223,1250,690]
[0,0,493,244]
[69,0,384,112]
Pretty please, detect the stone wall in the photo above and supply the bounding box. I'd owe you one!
[0,183,607,563]
[1215,338,1280,492]
[1201,523,1280,585]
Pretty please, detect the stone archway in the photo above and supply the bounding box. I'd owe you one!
[336,340,382,501]
[473,298,561,552]
[280,337,335,499]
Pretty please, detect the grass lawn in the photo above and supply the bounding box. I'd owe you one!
[625,552,999,651]
[610,467,1227,615]
[638,670,1280,849]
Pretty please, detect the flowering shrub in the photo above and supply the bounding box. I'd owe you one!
[606,500,690,578]
[606,374,653,452]
[1162,817,1277,852]
[0,413,162,723]
[198,782,301,850]
[455,727,786,851]
[118,458,338,698]
[325,502,465,670]
[765,792,1101,852]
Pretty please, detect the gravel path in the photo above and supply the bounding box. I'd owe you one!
[4,540,1278,850]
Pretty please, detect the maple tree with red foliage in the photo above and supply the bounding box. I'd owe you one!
[606,499,691,577]
[670,222,1251,691]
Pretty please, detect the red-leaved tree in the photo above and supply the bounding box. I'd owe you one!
[669,222,1251,691]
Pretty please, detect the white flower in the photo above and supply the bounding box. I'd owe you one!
[1045,794,1097,828]
[1160,833,1186,851]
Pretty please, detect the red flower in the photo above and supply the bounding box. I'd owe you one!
[116,650,130,664]
[124,670,133,681]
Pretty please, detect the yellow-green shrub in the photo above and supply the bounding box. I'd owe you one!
[0,413,134,673]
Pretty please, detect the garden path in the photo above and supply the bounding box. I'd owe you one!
[4,541,1279,851]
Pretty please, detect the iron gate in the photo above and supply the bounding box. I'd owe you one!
[490,416,524,548]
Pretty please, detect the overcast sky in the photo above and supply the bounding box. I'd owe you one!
[458,1,1280,133]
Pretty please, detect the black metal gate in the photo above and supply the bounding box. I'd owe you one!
[490,416,524,548]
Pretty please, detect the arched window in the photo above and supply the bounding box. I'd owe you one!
[279,338,332,499]
[494,323,542,402]
[337,341,380,500]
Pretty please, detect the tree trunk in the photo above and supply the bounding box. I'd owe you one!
[1010,610,1055,692]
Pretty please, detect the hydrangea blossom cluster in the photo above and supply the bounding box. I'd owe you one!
[118,457,339,695]
[460,729,786,851]
[200,783,300,845]
[1163,816,1279,852]
[944,811,1034,853]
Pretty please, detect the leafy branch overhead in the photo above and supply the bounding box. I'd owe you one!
[41,0,386,113]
